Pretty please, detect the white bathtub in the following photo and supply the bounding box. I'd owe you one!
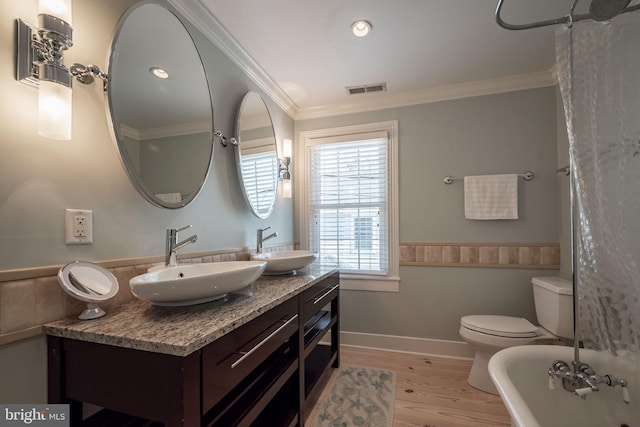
[489,345,639,427]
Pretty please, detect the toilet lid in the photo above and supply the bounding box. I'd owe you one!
[461,315,539,338]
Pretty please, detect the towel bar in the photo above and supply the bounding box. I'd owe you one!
[443,171,534,185]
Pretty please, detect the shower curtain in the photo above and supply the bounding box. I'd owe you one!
[556,12,640,356]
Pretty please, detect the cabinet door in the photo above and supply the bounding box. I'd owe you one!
[50,337,200,427]
[202,297,298,413]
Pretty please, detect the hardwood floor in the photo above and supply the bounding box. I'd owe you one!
[306,346,511,427]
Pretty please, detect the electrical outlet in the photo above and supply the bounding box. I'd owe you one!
[65,209,93,244]
[73,215,87,237]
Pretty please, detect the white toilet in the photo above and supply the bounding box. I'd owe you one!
[459,276,573,394]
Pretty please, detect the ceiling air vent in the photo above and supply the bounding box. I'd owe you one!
[346,82,387,95]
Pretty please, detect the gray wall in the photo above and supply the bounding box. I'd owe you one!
[0,0,293,402]
[295,87,561,341]
[140,132,211,196]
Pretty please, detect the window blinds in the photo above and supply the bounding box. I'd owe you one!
[308,135,389,274]
[239,151,278,215]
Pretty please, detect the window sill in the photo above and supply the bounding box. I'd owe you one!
[339,276,400,292]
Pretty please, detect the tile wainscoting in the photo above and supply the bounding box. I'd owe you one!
[400,242,560,269]
[1,242,558,345]
[0,244,294,346]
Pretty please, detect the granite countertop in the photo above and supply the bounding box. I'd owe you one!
[44,267,338,357]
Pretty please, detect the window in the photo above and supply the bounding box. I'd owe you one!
[300,121,399,292]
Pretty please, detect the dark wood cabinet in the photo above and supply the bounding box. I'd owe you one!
[48,272,340,427]
[201,296,299,427]
[299,273,340,422]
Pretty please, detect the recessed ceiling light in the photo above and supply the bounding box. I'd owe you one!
[351,20,372,37]
[150,67,169,79]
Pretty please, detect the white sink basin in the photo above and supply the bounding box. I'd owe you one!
[251,250,318,275]
[129,261,266,306]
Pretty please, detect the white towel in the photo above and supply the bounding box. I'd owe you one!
[464,174,518,220]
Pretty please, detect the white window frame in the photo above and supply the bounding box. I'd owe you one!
[299,121,399,292]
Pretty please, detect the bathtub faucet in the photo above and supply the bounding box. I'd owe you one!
[548,360,630,404]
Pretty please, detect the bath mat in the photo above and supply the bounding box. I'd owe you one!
[310,364,396,427]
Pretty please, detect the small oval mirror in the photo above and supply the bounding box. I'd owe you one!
[58,261,119,320]
[235,92,279,218]
[108,3,214,208]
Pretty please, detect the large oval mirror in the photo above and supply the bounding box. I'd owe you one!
[235,92,278,218]
[108,3,214,209]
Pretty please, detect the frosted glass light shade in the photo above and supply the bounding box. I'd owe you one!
[282,179,292,199]
[38,80,72,140]
[283,139,292,158]
[39,0,72,24]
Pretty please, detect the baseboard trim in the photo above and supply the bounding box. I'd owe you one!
[338,331,474,360]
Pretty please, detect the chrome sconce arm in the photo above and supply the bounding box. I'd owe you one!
[70,63,109,90]
[15,0,109,140]
[213,130,238,147]
[278,139,292,198]
[278,157,291,180]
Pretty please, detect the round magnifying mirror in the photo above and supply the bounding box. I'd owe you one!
[58,261,119,320]
[107,3,214,208]
[235,92,279,218]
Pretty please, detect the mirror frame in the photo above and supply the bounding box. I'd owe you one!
[234,92,279,219]
[106,2,215,209]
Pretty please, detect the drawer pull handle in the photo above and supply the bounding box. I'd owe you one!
[313,284,339,305]
[231,314,298,369]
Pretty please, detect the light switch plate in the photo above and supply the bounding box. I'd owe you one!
[65,209,93,244]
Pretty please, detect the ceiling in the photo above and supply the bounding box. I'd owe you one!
[170,0,597,119]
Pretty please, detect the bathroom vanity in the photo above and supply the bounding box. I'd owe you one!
[45,269,339,427]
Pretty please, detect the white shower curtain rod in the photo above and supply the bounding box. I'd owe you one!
[495,0,640,30]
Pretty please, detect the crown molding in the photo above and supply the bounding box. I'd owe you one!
[166,0,298,119]
[119,122,211,140]
[296,70,557,121]
[165,1,557,122]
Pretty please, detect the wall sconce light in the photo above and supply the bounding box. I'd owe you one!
[279,139,292,198]
[16,0,109,140]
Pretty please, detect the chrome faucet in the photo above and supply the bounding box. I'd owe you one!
[256,227,278,253]
[166,225,199,267]
[548,359,630,403]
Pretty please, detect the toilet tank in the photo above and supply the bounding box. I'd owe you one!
[532,276,574,339]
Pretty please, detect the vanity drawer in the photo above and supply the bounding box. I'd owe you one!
[202,297,298,412]
[301,273,339,323]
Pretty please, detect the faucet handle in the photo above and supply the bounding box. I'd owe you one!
[176,224,192,232]
[622,384,630,404]
[548,373,557,390]
[574,387,593,399]
[259,226,271,232]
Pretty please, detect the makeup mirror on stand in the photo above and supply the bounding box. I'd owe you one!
[58,261,119,320]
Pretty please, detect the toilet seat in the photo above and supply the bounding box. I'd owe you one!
[461,315,539,338]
